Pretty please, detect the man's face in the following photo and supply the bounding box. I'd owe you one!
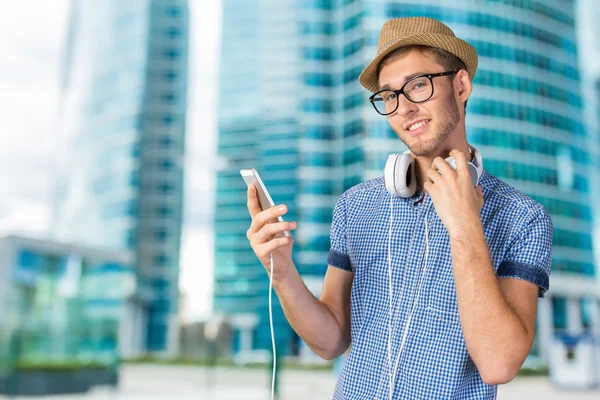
[378,50,461,157]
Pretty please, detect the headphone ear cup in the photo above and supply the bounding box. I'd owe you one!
[444,156,479,187]
[470,146,483,186]
[467,163,479,187]
[384,152,417,197]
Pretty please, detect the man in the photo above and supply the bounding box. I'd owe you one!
[245,17,553,399]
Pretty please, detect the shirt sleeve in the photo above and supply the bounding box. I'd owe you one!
[496,206,553,298]
[327,190,353,272]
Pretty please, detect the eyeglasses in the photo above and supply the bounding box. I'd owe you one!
[369,71,458,116]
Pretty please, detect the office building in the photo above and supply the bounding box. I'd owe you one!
[52,0,189,356]
[0,236,134,365]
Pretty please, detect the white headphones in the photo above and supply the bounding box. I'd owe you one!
[384,145,483,197]
[379,145,483,398]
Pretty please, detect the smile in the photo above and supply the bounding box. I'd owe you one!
[407,119,430,136]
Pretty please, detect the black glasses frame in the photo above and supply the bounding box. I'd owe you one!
[369,70,458,116]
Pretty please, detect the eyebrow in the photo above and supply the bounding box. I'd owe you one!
[379,72,425,91]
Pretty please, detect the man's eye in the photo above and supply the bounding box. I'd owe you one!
[409,81,428,92]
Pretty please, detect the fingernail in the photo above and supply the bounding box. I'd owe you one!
[278,205,286,212]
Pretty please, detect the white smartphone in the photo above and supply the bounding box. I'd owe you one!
[240,168,290,238]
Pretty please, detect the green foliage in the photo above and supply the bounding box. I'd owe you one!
[517,365,549,376]
[122,356,334,371]
[14,360,112,372]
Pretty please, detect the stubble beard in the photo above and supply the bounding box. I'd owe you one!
[404,91,460,157]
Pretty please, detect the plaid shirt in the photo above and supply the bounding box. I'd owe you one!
[327,168,553,399]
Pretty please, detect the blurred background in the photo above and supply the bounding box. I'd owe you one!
[1,0,600,399]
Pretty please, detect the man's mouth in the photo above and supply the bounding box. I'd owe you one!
[406,119,431,136]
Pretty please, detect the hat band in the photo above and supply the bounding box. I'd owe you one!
[377,37,403,54]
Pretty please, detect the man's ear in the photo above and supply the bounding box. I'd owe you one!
[455,69,472,105]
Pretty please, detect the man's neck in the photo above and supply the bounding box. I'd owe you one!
[414,143,473,199]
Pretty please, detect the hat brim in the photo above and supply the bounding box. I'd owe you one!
[358,33,478,93]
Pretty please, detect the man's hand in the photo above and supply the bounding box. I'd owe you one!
[245,184,297,282]
[423,149,484,237]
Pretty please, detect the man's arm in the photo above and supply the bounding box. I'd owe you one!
[273,263,353,360]
[425,150,551,386]
[449,222,538,385]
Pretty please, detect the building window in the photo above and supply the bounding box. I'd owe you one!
[165,27,181,39]
[155,228,168,241]
[158,182,175,194]
[161,92,177,104]
[163,49,180,60]
[130,172,139,188]
[152,279,169,290]
[302,98,333,113]
[159,136,173,148]
[303,0,333,10]
[581,297,594,330]
[162,71,177,82]
[126,229,136,249]
[152,298,171,313]
[552,297,567,330]
[165,7,181,17]
[304,72,334,87]
[146,323,167,351]
[153,253,169,266]
[158,159,175,171]
[157,206,173,217]
[162,114,174,126]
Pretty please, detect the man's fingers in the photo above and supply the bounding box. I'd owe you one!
[431,156,454,177]
[426,167,440,184]
[254,221,295,244]
[257,236,294,259]
[249,203,288,238]
[449,149,469,175]
[246,184,263,217]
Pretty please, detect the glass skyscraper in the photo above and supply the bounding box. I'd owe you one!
[214,0,304,357]
[53,0,189,356]
[215,0,599,362]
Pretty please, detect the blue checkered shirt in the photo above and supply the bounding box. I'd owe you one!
[327,169,553,399]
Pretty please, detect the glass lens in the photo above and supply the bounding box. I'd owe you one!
[372,90,397,114]
[405,77,432,102]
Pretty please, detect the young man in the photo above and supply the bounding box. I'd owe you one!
[245,17,553,399]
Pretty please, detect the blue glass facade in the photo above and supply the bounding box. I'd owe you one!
[216,0,599,360]
[214,0,302,354]
[0,236,134,369]
[53,0,189,355]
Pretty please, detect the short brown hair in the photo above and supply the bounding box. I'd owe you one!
[377,45,468,112]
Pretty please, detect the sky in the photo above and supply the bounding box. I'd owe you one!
[576,0,600,76]
[0,0,222,322]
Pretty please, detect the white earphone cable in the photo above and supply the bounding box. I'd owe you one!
[269,252,276,400]
[388,195,394,400]
[390,202,433,387]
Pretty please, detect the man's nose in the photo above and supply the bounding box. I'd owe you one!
[395,93,418,117]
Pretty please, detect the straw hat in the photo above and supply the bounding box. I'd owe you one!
[358,17,478,93]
